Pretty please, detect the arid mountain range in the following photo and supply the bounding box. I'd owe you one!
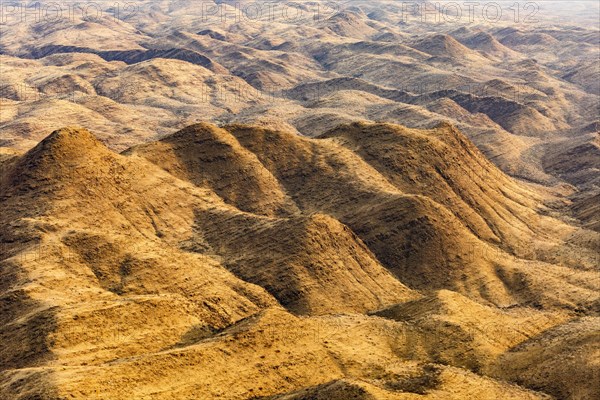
[1,122,598,399]
[0,1,598,399]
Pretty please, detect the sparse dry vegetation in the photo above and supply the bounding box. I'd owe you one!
[0,1,598,399]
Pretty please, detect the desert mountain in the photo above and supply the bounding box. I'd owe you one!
[1,121,599,399]
[1,1,599,399]
[1,1,597,194]
[412,34,489,63]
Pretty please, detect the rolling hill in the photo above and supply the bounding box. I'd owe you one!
[2,122,597,398]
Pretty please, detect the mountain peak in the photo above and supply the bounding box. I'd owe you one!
[10,126,111,186]
[413,33,481,60]
[38,126,102,148]
[163,122,225,143]
[22,126,106,165]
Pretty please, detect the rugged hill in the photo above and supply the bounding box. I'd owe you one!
[572,192,600,232]
[1,1,598,192]
[125,123,299,217]
[0,1,599,398]
[455,31,521,60]
[543,133,600,189]
[411,34,489,63]
[1,123,598,399]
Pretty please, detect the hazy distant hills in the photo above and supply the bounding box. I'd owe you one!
[1,0,598,190]
[1,123,598,399]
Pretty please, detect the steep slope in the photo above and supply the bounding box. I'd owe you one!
[126,123,299,217]
[457,31,521,59]
[197,210,418,315]
[542,133,600,188]
[562,61,600,95]
[572,192,600,232]
[220,123,598,310]
[0,128,281,395]
[419,91,561,137]
[1,2,599,398]
[128,124,419,314]
[0,125,415,357]
[1,124,598,400]
[321,11,379,39]
[497,30,559,47]
[411,34,488,63]
[0,127,408,397]
[224,124,482,290]
[321,122,546,251]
